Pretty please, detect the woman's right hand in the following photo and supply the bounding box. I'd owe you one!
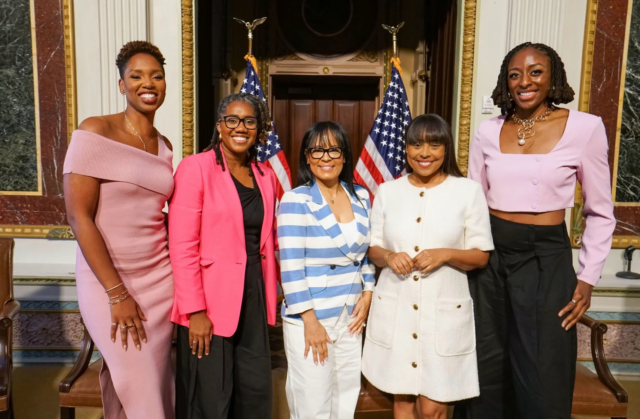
[387,252,414,275]
[189,311,213,358]
[110,295,147,351]
[302,317,332,365]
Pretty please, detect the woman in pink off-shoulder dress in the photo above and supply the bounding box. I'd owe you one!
[63,41,175,419]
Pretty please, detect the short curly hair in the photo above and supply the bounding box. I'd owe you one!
[115,41,166,79]
[205,93,273,176]
[492,42,574,115]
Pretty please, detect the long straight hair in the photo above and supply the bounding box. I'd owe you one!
[297,121,361,201]
[404,114,463,177]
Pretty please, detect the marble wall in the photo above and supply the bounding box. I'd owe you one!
[617,0,640,205]
[585,0,640,239]
[0,0,38,193]
[0,0,69,226]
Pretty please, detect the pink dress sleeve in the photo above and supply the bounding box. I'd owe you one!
[576,118,616,286]
[168,157,208,315]
[467,126,489,195]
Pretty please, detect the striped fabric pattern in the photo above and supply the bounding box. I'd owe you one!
[277,182,376,328]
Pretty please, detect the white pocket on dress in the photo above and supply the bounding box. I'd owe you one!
[434,298,476,357]
[365,291,398,349]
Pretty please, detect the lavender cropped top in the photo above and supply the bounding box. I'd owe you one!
[468,110,615,286]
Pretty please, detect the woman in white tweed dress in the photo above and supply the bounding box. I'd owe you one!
[361,114,494,419]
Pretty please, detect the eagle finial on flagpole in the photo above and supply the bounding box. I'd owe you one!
[382,22,405,59]
[233,17,267,57]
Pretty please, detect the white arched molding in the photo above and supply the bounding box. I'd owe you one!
[74,0,149,122]
[505,0,566,54]
[504,0,587,111]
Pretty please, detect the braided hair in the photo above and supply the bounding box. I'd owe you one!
[492,42,575,116]
[205,93,272,175]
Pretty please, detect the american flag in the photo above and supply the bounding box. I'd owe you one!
[241,59,292,199]
[354,64,412,196]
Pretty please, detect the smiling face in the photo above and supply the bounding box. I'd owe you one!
[216,101,258,158]
[305,130,344,184]
[507,47,552,114]
[119,53,166,112]
[406,140,445,178]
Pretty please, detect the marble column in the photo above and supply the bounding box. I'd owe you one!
[0,0,38,193]
[617,0,640,204]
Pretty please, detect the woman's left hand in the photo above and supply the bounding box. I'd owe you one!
[348,291,372,336]
[558,280,593,330]
[413,249,450,273]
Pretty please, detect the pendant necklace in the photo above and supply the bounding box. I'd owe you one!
[124,114,152,152]
[511,107,553,146]
[320,185,339,204]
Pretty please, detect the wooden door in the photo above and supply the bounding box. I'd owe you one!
[271,76,379,186]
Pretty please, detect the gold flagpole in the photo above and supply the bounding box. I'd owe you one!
[382,22,405,74]
[233,17,267,70]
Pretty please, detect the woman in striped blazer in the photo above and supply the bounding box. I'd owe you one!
[277,121,375,419]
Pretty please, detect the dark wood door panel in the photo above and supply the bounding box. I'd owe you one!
[359,100,376,152]
[289,100,315,185]
[333,101,360,167]
[272,76,380,184]
[316,100,333,121]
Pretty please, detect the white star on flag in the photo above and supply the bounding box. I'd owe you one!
[354,63,412,197]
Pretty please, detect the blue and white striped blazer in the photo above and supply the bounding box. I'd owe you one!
[277,181,376,328]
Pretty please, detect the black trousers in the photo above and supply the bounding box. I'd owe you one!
[176,256,272,419]
[454,215,577,419]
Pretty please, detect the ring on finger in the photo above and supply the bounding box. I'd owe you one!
[571,299,578,304]
[111,323,117,326]
[126,324,135,328]
[192,340,197,345]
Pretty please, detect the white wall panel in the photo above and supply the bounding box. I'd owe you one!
[506,0,566,54]
[97,0,149,115]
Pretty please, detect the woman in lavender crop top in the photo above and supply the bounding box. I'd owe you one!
[453,43,615,419]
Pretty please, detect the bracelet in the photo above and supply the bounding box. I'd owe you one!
[108,289,129,300]
[384,251,395,267]
[109,294,130,306]
[104,282,124,293]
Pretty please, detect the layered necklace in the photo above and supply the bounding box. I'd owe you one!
[511,106,554,146]
[124,114,154,152]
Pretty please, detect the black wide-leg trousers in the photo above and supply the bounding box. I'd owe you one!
[176,256,272,419]
[454,215,577,419]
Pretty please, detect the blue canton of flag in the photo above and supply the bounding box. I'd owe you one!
[354,64,412,196]
[240,60,292,198]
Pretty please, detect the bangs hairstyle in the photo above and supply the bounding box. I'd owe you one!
[297,121,361,201]
[404,114,463,177]
[492,42,575,115]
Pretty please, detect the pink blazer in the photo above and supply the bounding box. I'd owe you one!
[168,151,278,337]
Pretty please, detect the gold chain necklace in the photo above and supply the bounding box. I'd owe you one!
[511,107,553,146]
[124,114,153,152]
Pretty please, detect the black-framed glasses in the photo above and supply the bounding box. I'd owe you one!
[220,115,258,130]
[307,147,343,160]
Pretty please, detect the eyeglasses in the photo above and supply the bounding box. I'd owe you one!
[220,115,258,130]
[307,147,343,160]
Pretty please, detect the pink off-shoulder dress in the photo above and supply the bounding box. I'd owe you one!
[63,130,175,419]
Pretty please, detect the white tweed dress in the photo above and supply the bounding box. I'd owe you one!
[361,175,494,403]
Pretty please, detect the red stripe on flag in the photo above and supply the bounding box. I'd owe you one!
[275,151,292,186]
[357,147,385,186]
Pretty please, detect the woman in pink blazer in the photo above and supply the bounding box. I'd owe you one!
[169,93,278,419]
